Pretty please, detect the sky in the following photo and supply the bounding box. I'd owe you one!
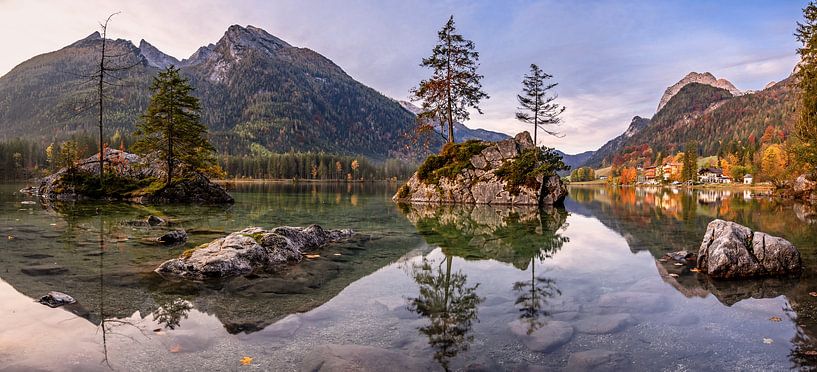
[0,0,805,154]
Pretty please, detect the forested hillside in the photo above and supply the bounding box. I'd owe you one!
[583,78,796,168]
[0,25,432,161]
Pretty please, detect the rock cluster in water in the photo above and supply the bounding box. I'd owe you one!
[394,132,567,206]
[155,224,353,280]
[696,219,802,279]
[788,173,817,203]
[37,148,233,204]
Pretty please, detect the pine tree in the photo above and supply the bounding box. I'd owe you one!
[411,16,489,144]
[515,64,566,145]
[795,1,817,171]
[682,141,698,182]
[133,66,214,187]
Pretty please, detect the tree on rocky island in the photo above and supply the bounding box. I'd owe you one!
[795,1,817,171]
[410,15,488,145]
[133,66,215,188]
[515,64,566,145]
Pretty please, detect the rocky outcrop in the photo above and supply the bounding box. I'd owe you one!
[157,230,187,245]
[37,148,233,204]
[788,173,817,202]
[657,72,740,112]
[394,132,567,206]
[155,224,353,280]
[696,219,802,279]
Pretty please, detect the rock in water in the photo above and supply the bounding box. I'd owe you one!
[394,131,567,206]
[300,344,434,372]
[697,219,802,279]
[158,230,187,244]
[508,319,573,352]
[147,215,166,226]
[38,291,76,308]
[155,224,353,280]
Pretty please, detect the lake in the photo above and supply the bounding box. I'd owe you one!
[1,182,816,371]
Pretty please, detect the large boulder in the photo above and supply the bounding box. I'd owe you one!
[155,224,353,280]
[38,148,233,204]
[394,132,567,207]
[696,219,802,279]
[790,173,817,202]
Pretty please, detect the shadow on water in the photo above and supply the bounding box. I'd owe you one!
[399,202,570,369]
[568,185,817,369]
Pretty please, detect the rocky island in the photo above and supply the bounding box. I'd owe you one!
[394,132,568,207]
[37,148,233,204]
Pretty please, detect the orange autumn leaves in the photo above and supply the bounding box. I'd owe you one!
[619,167,638,185]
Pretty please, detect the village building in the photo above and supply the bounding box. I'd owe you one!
[743,174,753,185]
[698,167,732,184]
[662,162,682,181]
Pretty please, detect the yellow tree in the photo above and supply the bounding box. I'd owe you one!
[761,144,789,187]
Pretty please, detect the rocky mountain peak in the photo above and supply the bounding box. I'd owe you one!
[657,72,741,113]
[219,24,291,59]
[138,39,180,69]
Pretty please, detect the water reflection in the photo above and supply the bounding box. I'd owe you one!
[569,185,817,369]
[401,203,573,366]
[408,256,482,371]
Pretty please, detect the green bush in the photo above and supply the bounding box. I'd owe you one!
[495,147,568,195]
[59,171,156,199]
[416,140,489,185]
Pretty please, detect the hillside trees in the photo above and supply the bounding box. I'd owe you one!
[570,167,595,182]
[133,66,215,187]
[795,1,817,171]
[515,64,565,144]
[411,16,488,144]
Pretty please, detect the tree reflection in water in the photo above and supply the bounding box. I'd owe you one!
[153,298,193,330]
[408,256,483,371]
[401,203,570,369]
[504,209,569,334]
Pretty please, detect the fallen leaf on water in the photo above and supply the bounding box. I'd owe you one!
[7,235,14,240]
[169,343,182,353]
[769,316,782,322]
[240,356,253,366]
[810,292,817,297]
[690,268,701,273]
[305,254,320,259]
[669,273,679,278]
[333,253,342,256]
[804,350,817,356]
[763,338,774,344]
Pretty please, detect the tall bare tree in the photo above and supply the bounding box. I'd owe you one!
[411,16,488,144]
[515,64,565,145]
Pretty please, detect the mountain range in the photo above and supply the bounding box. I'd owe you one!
[580,71,795,169]
[0,25,441,160]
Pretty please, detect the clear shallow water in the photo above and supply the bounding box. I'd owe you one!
[1,183,816,371]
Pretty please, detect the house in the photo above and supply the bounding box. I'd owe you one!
[743,174,753,185]
[643,166,657,184]
[662,162,682,181]
[698,168,732,184]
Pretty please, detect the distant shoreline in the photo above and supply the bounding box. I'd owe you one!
[568,181,774,191]
[214,179,399,184]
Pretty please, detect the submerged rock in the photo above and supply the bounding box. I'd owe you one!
[394,132,567,207]
[696,219,802,279]
[566,349,627,372]
[147,215,166,226]
[158,230,187,244]
[38,291,76,308]
[155,224,353,280]
[508,319,573,352]
[574,314,634,334]
[300,344,436,372]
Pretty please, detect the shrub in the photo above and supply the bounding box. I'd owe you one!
[495,147,568,195]
[416,140,489,185]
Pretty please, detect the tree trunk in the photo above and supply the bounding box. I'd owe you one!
[445,31,454,143]
[98,30,106,183]
[167,111,174,188]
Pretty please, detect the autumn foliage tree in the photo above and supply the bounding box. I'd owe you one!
[411,16,488,144]
[760,144,790,187]
[619,167,637,185]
